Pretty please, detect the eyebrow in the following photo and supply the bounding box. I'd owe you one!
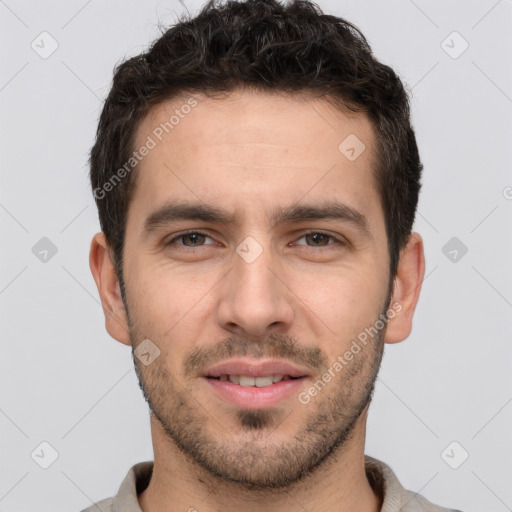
[143,200,372,238]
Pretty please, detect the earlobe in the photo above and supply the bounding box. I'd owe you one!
[89,232,131,346]
[384,232,425,344]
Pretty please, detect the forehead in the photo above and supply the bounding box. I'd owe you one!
[129,89,382,231]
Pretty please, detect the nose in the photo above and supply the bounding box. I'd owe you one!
[216,243,295,337]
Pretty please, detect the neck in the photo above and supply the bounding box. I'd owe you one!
[138,411,382,512]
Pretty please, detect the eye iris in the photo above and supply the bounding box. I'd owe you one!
[307,233,329,246]
[184,233,205,246]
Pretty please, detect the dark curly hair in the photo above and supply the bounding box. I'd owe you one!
[89,0,422,297]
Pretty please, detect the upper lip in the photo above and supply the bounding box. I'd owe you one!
[203,359,311,378]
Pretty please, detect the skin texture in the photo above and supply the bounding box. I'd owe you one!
[90,89,425,512]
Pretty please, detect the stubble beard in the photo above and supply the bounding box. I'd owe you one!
[129,320,386,491]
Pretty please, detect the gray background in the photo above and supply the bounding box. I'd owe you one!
[1,0,511,511]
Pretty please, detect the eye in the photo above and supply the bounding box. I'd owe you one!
[165,230,216,248]
[294,231,344,249]
[164,230,345,251]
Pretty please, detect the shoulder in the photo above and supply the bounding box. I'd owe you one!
[77,460,153,512]
[401,489,464,512]
[79,496,114,512]
[364,455,464,512]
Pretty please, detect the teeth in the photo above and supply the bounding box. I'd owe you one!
[255,376,274,387]
[239,376,255,386]
[217,375,292,387]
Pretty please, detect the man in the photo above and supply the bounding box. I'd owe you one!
[85,0,462,510]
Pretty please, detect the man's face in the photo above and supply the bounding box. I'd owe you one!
[120,90,392,489]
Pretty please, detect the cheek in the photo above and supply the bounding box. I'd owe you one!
[124,264,178,333]
[132,257,197,303]
[126,261,219,350]
[293,266,386,339]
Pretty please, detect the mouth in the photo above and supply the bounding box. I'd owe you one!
[201,359,310,409]
[203,374,308,409]
[206,374,302,387]
[203,358,310,380]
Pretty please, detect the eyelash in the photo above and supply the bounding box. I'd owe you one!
[164,230,345,251]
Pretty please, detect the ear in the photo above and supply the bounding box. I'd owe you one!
[384,232,425,344]
[89,232,131,346]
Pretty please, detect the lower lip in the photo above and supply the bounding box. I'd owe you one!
[203,377,308,409]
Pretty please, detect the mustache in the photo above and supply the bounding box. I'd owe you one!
[182,332,328,378]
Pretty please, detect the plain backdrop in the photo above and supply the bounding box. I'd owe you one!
[1,1,511,511]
